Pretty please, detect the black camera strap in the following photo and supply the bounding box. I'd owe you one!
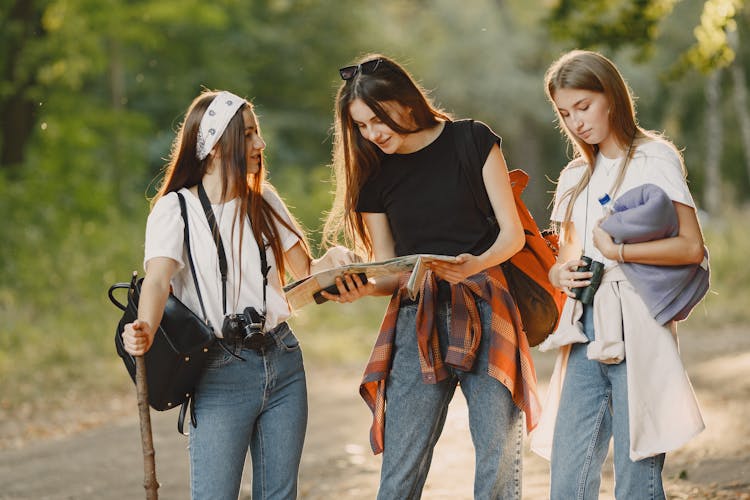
[197,183,269,319]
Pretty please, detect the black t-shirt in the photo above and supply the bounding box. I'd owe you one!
[356,120,501,256]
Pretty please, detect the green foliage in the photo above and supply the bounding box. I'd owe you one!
[0,203,147,410]
[0,0,378,416]
[289,296,389,365]
[671,0,745,75]
[686,206,750,327]
[545,0,747,76]
[546,0,681,60]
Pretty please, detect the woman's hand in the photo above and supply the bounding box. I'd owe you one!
[121,319,154,356]
[319,273,377,304]
[122,257,177,356]
[554,259,593,298]
[310,245,360,274]
[592,222,618,261]
[428,253,484,285]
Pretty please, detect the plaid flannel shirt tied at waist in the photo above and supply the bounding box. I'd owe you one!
[359,265,541,454]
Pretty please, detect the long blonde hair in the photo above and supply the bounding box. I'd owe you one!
[544,50,683,240]
[322,54,452,257]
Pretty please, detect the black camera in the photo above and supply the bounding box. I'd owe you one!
[573,256,604,305]
[222,306,266,346]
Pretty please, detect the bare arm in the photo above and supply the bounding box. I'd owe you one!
[319,212,397,303]
[477,144,526,265]
[121,257,180,356]
[284,242,312,281]
[284,241,360,282]
[593,202,705,265]
[430,144,525,283]
[361,212,400,296]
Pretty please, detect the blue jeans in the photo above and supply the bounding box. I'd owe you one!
[550,305,665,500]
[188,323,307,500]
[378,297,523,500]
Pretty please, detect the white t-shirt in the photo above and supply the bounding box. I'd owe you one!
[551,140,695,267]
[144,187,300,335]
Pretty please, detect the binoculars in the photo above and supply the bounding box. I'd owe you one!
[573,256,604,305]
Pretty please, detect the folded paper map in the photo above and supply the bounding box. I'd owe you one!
[283,254,458,309]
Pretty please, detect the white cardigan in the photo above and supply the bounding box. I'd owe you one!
[531,269,705,461]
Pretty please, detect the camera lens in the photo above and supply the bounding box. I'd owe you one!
[242,322,260,339]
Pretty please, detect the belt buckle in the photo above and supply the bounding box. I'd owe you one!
[243,333,269,351]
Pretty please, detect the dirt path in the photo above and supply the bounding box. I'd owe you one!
[0,325,748,499]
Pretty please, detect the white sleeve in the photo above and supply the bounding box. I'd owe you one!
[638,143,695,208]
[263,188,301,252]
[143,192,185,271]
[551,163,584,222]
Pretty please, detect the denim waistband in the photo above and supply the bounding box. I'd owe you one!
[400,281,452,307]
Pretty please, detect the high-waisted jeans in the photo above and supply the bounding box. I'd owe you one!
[188,322,307,500]
[377,296,523,500]
[550,305,665,499]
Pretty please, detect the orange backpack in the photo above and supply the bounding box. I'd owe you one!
[453,120,565,346]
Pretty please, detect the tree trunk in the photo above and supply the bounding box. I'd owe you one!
[728,29,750,185]
[0,0,43,170]
[704,69,723,215]
[136,356,159,500]
[108,36,126,204]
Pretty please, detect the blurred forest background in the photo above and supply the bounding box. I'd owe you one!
[1,0,749,431]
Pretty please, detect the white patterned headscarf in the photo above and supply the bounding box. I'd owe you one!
[196,91,245,160]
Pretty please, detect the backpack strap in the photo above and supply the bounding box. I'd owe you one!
[176,191,207,434]
[177,191,210,325]
[452,119,498,227]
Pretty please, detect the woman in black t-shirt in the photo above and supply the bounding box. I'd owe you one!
[322,54,539,500]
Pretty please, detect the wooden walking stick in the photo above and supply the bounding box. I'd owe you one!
[136,355,159,499]
[125,271,158,498]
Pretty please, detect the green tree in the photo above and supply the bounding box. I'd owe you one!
[0,0,372,409]
[0,0,46,170]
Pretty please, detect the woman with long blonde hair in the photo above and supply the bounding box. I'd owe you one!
[533,50,707,499]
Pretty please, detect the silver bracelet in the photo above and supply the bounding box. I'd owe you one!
[617,243,625,263]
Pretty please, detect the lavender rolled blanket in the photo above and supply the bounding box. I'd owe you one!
[599,184,710,324]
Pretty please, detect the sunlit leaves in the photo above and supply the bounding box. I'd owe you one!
[671,0,744,75]
[546,0,679,60]
[546,0,746,73]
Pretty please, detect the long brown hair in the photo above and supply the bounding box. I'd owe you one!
[322,54,452,257]
[152,89,310,281]
[544,50,683,240]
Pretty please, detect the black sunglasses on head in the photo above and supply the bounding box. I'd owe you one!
[339,58,382,80]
